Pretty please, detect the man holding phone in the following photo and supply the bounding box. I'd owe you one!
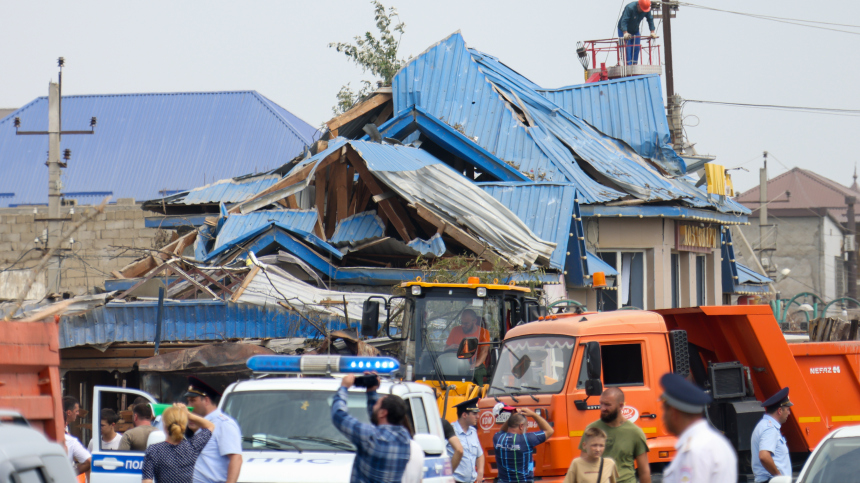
[332,373,412,483]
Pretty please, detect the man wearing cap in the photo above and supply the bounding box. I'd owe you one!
[186,376,243,483]
[493,404,553,483]
[448,397,484,483]
[660,373,737,483]
[751,387,793,482]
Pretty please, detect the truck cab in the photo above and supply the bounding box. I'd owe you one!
[363,277,541,420]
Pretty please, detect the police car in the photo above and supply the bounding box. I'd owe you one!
[88,355,454,483]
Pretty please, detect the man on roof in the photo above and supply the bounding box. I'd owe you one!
[618,0,657,65]
[446,309,491,385]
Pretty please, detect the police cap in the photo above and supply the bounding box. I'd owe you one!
[660,372,713,414]
[184,376,221,400]
[761,387,793,409]
[453,397,480,413]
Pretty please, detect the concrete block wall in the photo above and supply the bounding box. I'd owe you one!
[0,199,169,298]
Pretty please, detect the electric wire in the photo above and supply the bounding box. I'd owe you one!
[678,2,860,36]
[683,99,860,117]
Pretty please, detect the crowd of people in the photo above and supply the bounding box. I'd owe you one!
[332,370,795,483]
[61,377,243,483]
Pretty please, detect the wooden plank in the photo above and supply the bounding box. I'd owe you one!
[187,266,234,296]
[374,102,394,126]
[346,165,355,212]
[333,160,349,224]
[357,183,373,215]
[325,164,338,239]
[110,270,126,279]
[286,194,299,209]
[413,202,512,268]
[325,93,392,132]
[60,358,139,371]
[347,150,416,241]
[168,263,221,299]
[230,266,260,302]
[60,347,184,359]
[115,263,171,300]
[314,169,327,239]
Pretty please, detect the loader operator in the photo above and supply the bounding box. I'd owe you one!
[617,0,657,65]
[751,387,793,482]
[446,309,490,385]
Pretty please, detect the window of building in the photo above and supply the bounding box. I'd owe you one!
[601,344,644,386]
[597,251,646,310]
[696,255,707,306]
[671,253,680,308]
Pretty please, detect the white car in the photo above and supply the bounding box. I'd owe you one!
[89,377,454,483]
[772,424,860,483]
[0,423,78,483]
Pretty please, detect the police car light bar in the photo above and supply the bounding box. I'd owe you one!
[246,355,401,375]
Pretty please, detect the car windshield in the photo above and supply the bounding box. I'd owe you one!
[488,336,576,396]
[802,435,860,483]
[414,295,502,382]
[222,390,364,453]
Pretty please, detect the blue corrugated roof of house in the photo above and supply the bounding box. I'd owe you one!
[330,211,385,247]
[0,91,319,207]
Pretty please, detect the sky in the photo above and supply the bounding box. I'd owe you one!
[1,0,858,193]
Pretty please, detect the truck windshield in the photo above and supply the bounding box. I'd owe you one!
[488,336,576,396]
[414,295,502,384]
[222,390,365,453]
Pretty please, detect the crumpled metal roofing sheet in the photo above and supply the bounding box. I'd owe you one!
[0,91,318,207]
[173,174,283,205]
[58,300,345,348]
[538,75,682,170]
[478,182,576,270]
[329,211,385,247]
[391,32,623,204]
[350,140,557,266]
[213,210,319,252]
[737,262,773,285]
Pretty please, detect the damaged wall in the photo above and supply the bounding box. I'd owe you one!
[0,199,169,298]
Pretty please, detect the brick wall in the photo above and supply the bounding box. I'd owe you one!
[0,199,171,299]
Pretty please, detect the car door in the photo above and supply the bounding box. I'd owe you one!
[89,386,157,483]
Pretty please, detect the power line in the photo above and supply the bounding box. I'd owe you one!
[683,99,860,117]
[678,2,860,36]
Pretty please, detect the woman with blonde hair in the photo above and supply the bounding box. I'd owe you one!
[142,403,215,483]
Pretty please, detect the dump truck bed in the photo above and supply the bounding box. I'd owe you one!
[658,305,860,452]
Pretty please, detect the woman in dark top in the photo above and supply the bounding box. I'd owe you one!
[142,403,214,483]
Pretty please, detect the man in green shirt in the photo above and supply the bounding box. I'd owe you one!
[579,388,651,483]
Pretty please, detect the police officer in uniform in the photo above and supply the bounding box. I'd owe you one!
[185,377,243,483]
[660,373,737,483]
[447,398,484,483]
[751,387,793,482]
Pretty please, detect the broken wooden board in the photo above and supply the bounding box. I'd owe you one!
[325,92,392,132]
[346,149,416,242]
[412,202,512,268]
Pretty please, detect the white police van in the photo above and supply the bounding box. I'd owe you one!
[89,355,454,483]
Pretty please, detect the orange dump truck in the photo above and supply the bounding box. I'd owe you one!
[0,319,64,441]
[473,305,860,480]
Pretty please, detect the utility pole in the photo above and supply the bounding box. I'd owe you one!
[14,58,96,296]
[758,151,777,279]
[659,1,684,152]
[847,196,857,306]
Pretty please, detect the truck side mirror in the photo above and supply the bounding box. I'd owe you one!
[585,379,603,397]
[361,301,380,337]
[512,355,532,379]
[526,304,547,322]
[457,338,478,359]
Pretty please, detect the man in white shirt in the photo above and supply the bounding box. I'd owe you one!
[87,408,123,452]
[660,373,737,483]
[62,396,92,477]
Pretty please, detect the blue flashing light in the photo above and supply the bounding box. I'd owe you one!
[246,355,401,375]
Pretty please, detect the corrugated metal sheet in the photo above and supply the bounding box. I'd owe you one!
[176,174,283,205]
[586,252,618,276]
[737,263,773,285]
[392,33,622,204]
[0,91,319,207]
[58,300,345,348]
[212,210,319,251]
[538,75,678,168]
[350,140,557,266]
[329,211,385,247]
[479,182,576,270]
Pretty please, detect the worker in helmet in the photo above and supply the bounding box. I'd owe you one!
[618,0,657,65]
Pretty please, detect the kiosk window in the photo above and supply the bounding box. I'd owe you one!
[601,344,644,386]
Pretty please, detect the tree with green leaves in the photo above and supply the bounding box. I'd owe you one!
[329,1,406,115]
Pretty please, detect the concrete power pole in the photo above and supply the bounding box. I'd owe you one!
[847,197,857,305]
[660,1,684,151]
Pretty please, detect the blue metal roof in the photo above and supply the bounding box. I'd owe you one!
[0,91,319,207]
[329,211,385,247]
[586,251,618,277]
[737,262,773,285]
[350,139,443,172]
[175,173,283,205]
[538,75,679,170]
[58,300,346,348]
[212,210,319,251]
[721,229,772,294]
[479,182,576,270]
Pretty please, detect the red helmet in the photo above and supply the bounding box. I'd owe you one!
[639,0,651,12]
